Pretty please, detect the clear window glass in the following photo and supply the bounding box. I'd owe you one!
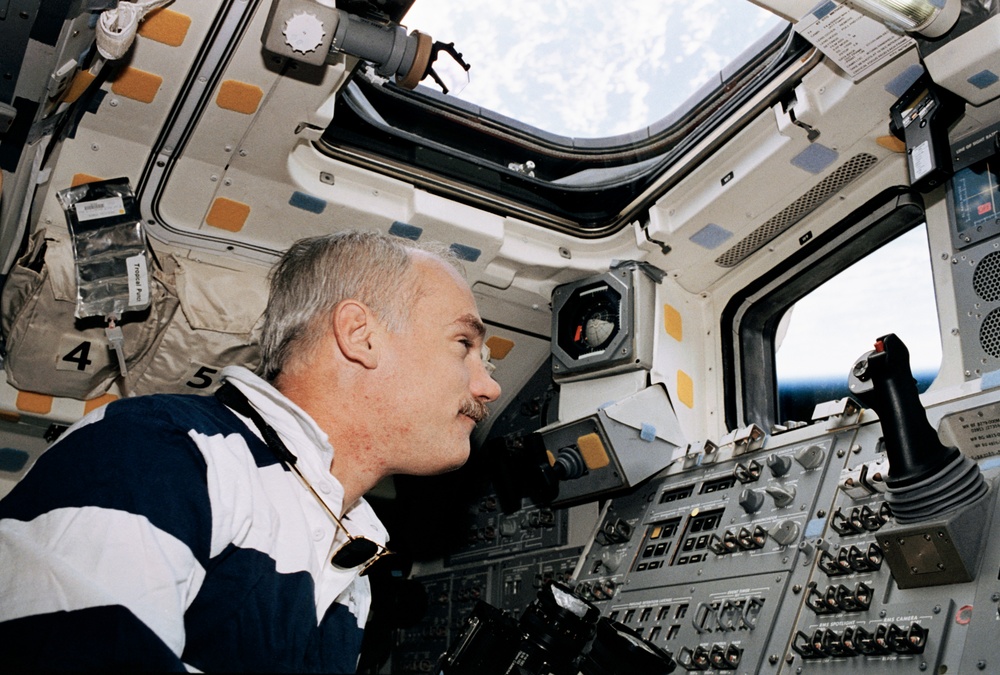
[775,226,942,424]
[403,0,784,138]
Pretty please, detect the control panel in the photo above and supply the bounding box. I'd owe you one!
[566,377,1000,673]
[398,332,1000,674]
[573,425,849,673]
[392,547,583,674]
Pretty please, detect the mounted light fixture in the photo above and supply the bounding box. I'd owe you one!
[262,0,469,93]
[843,0,960,38]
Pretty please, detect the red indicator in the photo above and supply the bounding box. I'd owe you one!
[978,202,993,215]
[574,325,583,342]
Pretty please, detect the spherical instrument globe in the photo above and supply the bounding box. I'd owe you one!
[583,310,616,349]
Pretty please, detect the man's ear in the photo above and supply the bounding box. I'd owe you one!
[332,300,380,369]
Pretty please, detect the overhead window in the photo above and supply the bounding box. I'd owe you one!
[402,0,784,138]
[321,2,804,233]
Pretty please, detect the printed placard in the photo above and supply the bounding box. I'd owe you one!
[126,254,149,307]
[795,2,914,81]
[75,195,126,222]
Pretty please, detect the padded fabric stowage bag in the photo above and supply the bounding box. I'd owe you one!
[1,230,171,400]
[2,230,266,400]
[124,254,266,396]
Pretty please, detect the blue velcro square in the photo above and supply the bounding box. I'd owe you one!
[289,191,326,214]
[805,518,826,538]
[0,448,29,473]
[389,222,423,240]
[450,243,481,262]
[968,70,1000,90]
[982,368,1000,391]
[640,424,656,442]
[812,1,836,19]
[791,143,838,174]
[689,223,733,250]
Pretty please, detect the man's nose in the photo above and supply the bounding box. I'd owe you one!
[473,361,502,402]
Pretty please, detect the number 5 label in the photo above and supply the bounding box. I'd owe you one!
[185,365,220,389]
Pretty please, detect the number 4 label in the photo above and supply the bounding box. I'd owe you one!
[56,335,109,374]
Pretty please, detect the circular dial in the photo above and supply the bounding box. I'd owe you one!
[581,305,616,350]
[556,283,622,360]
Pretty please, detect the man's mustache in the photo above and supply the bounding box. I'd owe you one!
[460,398,490,424]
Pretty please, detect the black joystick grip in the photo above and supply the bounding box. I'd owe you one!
[847,334,957,488]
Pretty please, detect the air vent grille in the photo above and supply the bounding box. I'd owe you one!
[714,153,878,268]
[973,251,1000,302]
[980,307,1000,358]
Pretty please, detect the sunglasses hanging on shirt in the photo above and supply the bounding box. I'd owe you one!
[215,382,394,576]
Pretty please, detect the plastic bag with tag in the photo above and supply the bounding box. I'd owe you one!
[58,177,152,376]
[57,177,152,321]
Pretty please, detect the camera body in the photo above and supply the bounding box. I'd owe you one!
[436,582,675,675]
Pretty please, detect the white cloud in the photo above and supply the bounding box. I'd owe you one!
[403,0,782,137]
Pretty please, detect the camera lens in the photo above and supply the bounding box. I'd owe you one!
[513,582,600,675]
[580,618,676,675]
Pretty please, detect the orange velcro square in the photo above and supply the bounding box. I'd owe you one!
[664,304,682,342]
[16,391,54,415]
[216,80,264,115]
[485,336,515,359]
[677,371,694,409]
[71,173,104,187]
[111,67,163,104]
[62,70,96,104]
[206,197,251,232]
[138,8,191,47]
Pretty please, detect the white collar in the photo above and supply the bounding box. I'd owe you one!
[220,366,332,462]
[219,366,388,545]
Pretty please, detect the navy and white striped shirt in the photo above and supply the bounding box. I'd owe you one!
[0,366,386,672]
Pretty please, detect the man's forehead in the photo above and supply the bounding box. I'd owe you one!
[455,313,486,337]
[410,255,482,325]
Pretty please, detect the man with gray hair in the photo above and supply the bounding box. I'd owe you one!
[0,230,501,672]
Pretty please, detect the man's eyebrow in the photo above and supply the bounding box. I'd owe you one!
[456,314,486,337]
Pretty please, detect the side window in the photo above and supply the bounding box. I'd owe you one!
[774,226,942,424]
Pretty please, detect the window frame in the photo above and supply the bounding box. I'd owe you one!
[721,189,929,432]
[318,24,811,235]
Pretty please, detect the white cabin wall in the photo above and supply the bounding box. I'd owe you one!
[629,45,940,443]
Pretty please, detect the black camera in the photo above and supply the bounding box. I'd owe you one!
[436,582,675,675]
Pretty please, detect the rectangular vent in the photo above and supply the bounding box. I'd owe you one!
[715,153,878,268]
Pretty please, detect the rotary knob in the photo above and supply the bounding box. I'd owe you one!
[767,453,792,477]
[283,11,326,54]
[795,444,825,470]
[765,485,796,508]
[769,520,800,546]
[738,488,766,514]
